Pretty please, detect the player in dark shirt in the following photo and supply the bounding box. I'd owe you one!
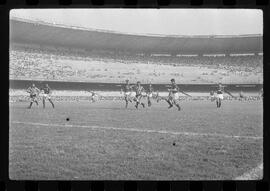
[41,84,55,108]
[121,79,134,108]
[167,79,181,111]
[134,81,145,109]
[26,84,40,109]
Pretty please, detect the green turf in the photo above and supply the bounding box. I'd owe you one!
[9,100,263,180]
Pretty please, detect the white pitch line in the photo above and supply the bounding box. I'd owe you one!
[235,163,263,180]
[10,121,263,140]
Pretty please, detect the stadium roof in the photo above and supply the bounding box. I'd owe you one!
[10,18,263,54]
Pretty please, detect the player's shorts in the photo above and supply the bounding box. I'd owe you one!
[152,92,159,98]
[148,93,153,98]
[130,92,136,97]
[135,94,142,98]
[124,92,131,96]
[91,95,99,102]
[141,92,147,97]
[30,94,37,101]
[170,93,179,100]
[135,94,143,101]
[43,93,51,100]
[216,93,223,100]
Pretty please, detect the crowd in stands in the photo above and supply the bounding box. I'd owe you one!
[10,43,263,82]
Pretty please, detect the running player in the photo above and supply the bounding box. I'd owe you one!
[89,91,99,103]
[260,88,263,99]
[121,79,134,108]
[167,79,181,111]
[26,83,40,109]
[216,83,224,108]
[146,83,154,107]
[134,81,146,109]
[154,91,160,103]
[41,84,55,108]
[239,90,245,101]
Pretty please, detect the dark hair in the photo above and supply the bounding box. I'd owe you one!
[171,78,175,82]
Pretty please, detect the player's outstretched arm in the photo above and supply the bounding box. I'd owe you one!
[36,88,41,95]
[180,90,192,97]
[224,90,236,98]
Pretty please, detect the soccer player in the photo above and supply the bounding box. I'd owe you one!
[239,90,245,101]
[89,91,99,103]
[216,83,224,108]
[134,81,146,109]
[260,88,263,99]
[154,91,160,103]
[121,79,134,108]
[26,83,40,109]
[146,83,154,107]
[41,84,55,108]
[167,79,181,111]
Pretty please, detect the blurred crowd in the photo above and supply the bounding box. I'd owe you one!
[10,43,263,81]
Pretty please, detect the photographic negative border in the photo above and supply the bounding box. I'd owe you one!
[2,1,270,191]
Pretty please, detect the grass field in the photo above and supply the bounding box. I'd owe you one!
[9,99,263,180]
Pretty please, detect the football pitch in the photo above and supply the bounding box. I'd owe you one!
[9,99,263,180]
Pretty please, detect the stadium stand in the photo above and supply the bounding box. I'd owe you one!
[9,18,263,84]
[10,43,263,83]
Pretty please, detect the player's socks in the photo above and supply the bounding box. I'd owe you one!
[176,104,181,111]
[35,101,38,106]
[28,102,33,109]
[141,103,145,108]
[168,105,173,109]
[166,100,173,108]
[50,100,55,108]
